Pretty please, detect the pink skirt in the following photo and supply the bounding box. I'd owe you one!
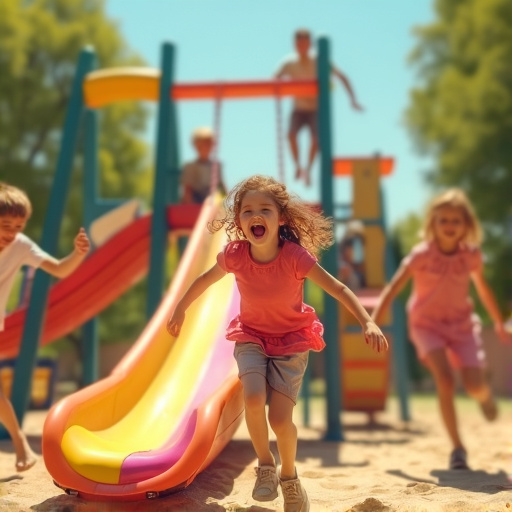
[226,316,326,356]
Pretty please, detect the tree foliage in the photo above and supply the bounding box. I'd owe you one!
[405,0,512,310]
[0,0,154,346]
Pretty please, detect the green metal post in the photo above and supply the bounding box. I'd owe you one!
[301,282,312,427]
[381,190,410,421]
[9,48,94,428]
[317,37,343,441]
[146,42,179,318]
[82,108,100,385]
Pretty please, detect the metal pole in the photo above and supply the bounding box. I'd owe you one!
[146,42,178,318]
[82,107,100,385]
[317,36,343,441]
[9,48,94,428]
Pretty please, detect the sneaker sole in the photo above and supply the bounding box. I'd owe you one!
[252,490,278,502]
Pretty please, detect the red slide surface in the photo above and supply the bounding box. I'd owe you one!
[0,204,201,359]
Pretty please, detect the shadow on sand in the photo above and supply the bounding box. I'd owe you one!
[387,467,512,494]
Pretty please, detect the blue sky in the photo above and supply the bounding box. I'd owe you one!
[105,0,435,227]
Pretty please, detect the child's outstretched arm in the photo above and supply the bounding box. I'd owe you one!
[371,263,411,325]
[167,262,227,337]
[39,227,90,279]
[471,267,512,344]
[331,66,364,111]
[306,263,388,353]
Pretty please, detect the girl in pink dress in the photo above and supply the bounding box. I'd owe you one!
[372,188,511,471]
[167,175,388,512]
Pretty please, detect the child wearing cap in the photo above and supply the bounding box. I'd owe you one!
[180,127,227,204]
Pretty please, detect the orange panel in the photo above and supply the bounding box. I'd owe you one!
[83,68,318,109]
[333,157,394,176]
[172,79,317,101]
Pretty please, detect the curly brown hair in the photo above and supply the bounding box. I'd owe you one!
[209,175,334,256]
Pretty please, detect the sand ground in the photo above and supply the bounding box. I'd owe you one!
[0,394,511,512]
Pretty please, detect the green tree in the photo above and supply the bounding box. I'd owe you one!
[405,0,512,312]
[0,0,154,349]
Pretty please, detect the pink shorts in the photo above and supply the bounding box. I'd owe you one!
[409,323,486,369]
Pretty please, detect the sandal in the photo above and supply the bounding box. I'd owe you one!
[449,448,469,470]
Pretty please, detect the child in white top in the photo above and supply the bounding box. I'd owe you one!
[0,182,90,471]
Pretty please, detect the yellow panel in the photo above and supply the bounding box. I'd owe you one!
[339,302,391,327]
[351,160,381,219]
[343,369,388,390]
[364,226,386,287]
[84,68,160,109]
[340,333,385,361]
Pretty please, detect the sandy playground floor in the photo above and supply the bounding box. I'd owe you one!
[0,394,511,512]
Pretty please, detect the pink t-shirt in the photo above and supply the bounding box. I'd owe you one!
[217,240,325,355]
[404,241,482,332]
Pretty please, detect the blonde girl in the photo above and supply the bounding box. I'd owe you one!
[372,188,511,471]
[167,175,387,512]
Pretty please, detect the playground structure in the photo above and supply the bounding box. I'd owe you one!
[333,157,408,420]
[0,37,409,501]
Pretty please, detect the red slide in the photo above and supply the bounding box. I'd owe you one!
[0,204,201,359]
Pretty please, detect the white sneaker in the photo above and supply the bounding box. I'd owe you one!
[252,465,278,501]
[280,470,310,512]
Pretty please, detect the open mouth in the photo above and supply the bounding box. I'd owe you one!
[251,225,266,239]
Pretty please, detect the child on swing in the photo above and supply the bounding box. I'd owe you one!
[167,175,388,512]
[0,182,90,471]
[371,188,511,470]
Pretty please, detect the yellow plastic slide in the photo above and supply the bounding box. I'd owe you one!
[42,198,244,502]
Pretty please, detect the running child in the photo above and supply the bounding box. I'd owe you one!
[0,182,90,471]
[371,188,511,471]
[167,175,388,512]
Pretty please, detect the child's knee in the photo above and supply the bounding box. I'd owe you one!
[244,390,267,411]
[268,406,293,433]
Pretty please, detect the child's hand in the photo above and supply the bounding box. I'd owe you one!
[352,100,364,112]
[495,322,512,345]
[74,228,90,255]
[364,321,389,353]
[167,310,185,337]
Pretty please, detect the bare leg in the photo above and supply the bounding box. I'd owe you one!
[304,135,318,186]
[288,132,302,181]
[461,366,497,420]
[240,373,275,466]
[0,392,37,471]
[423,349,464,450]
[268,389,297,479]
